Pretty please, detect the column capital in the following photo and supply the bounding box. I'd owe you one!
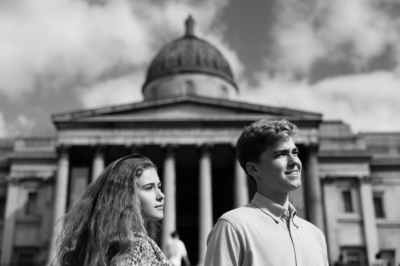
[6,176,21,186]
[321,175,337,183]
[197,143,213,153]
[57,145,70,157]
[359,175,372,184]
[92,144,105,154]
[305,143,319,153]
[229,141,237,149]
[126,144,143,155]
[229,142,238,153]
[161,144,178,154]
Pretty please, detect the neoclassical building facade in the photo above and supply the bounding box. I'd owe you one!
[0,17,399,266]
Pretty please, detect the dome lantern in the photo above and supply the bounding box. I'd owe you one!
[185,15,195,36]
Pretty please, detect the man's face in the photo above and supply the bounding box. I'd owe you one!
[247,137,302,199]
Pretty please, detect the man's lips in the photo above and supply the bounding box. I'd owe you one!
[285,169,299,175]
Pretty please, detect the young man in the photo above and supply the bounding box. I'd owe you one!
[204,119,329,265]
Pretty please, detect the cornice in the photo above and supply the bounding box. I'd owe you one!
[54,118,322,130]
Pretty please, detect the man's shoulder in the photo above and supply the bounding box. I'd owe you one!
[295,216,322,230]
[218,203,259,226]
[293,215,325,237]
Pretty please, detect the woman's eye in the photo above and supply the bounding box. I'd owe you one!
[144,186,153,191]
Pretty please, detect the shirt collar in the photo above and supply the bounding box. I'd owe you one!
[252,192,298,226]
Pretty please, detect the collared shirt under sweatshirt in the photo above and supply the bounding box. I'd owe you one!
[204,192,329,266]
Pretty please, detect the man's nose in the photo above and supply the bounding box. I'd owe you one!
[288,154,300,165]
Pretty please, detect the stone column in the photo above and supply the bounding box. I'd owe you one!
[91,145,105,182]
[234,158,248,207]
[322,177,340,264]
[0,179,22,265]
[198,145,213,265]
[161,145,176,252]
[47,146,70,265]
[305,145,324,231]
[360,177,379,264]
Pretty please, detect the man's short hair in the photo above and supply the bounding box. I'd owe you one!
[236,119,299,187]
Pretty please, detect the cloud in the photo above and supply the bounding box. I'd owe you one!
[266,0,400,76]
[76,73,144,108]
[15,115,36,134]
[241,0,400,132]
[0,0,146,98]
[0,0,240,110]
[0,113,38,137]
[241,71,400,132]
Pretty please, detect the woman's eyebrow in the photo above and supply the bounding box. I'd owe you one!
[140,183,155,188]
[140,181,161,187]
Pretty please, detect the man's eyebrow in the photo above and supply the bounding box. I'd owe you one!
[273,147,298,155]
[273,148,290,155]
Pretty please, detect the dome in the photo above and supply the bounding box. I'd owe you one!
[142,16,237,92]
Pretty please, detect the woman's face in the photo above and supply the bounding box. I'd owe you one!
[137,168,165,221]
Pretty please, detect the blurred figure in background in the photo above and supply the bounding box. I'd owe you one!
[334,254,346,266]
[166,231,191,266]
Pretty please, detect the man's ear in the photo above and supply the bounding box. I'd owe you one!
[246,162,259,179]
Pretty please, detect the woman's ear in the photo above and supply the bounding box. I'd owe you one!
[246,162,259,179]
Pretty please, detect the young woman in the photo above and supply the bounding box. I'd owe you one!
[56,154,171,266]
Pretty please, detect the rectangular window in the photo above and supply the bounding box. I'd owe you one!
[0,198,6,220]
[342,247,367,266]
[342,190,354,213]
[373,193,385,218]
[26,191,38,215]
[13,248,37,266]
[380,250,395,266]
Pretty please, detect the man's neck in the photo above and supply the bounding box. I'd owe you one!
[258,190,289,206]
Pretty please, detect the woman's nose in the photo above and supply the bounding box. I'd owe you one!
[156,188,164,201]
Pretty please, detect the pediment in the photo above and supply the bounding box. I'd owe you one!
[52,95,322,123]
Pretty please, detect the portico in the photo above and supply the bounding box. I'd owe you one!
[45,102,322,264]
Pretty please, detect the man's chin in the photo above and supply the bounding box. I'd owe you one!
[289,181,301,189]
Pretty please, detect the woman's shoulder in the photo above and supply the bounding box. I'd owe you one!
[121,232,171,266]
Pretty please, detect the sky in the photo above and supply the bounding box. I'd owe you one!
[1,0,400,137]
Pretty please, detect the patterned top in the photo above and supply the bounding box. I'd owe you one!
[122,232,171,266]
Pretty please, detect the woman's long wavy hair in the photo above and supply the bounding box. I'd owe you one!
[56,154,159,266]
